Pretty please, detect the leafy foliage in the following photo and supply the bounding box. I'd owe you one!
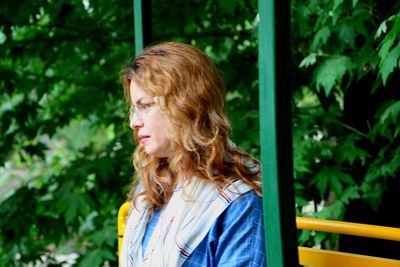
[1,0,399,265]
[292,0,400,249]
[0,0,260,265]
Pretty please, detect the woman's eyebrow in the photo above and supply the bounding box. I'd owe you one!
[133,97,144,105]
[133,97,152,105]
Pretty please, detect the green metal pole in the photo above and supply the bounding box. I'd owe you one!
[133,0,143,55]
[258,0,299,266]
[134,0,152,55]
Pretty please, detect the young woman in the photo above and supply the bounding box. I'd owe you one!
[119,41,266,267]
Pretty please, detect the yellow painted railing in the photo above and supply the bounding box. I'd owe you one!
[117,203,400,266]
[296,216,400,242]
[297,217,400,266]
[298,246,400,267]
[117,201,131,265]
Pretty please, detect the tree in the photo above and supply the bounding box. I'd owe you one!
[292,0,400,257]
[0,0,260,265]
[0,0,134,265]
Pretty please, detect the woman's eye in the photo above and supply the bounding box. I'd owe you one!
[140,104,151,111]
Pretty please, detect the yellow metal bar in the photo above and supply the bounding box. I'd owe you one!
[118,201,132,265]
[298,246,400,267]
[296,217,400,241]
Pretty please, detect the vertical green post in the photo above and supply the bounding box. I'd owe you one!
[258,0,299,266]
[133,0,152,56]
[133,0,143,56]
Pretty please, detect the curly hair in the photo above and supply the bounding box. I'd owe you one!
[120,41,262,211]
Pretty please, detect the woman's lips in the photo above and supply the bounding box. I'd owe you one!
[139,135,150,144]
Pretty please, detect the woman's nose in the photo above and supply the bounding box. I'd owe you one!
[129,113,143,130]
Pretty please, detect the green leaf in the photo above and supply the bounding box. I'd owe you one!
[218,0,243,15]
[340,186,360,204]
[338,24,355,48]
[380,100,400,125]
[0,93,24,114]
[395,123,400,138]
[311,167,355,196]
[88,225,116,247]
[314,231,327,245]
[59,192,91,224]
[377,15,400,85]
[294,147,311,176]
[311,26,331,50]
[333,0,344,10]
[330,176,343,195]
[338,172,354,185]
[335,135,370,165]
[299,53,317,68]
[375,21,387,39]
[315,56,353,96]
[379,42,400,85]
[298,229,311,244]
[316,201,345,220]
[295,196,309,206]
[78,250,104,267]
[378,38,395,61]
[311,168,329,195]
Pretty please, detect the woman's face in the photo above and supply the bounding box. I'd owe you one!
[129,81,171,158]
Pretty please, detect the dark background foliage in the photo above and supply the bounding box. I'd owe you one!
[0,0,399,266]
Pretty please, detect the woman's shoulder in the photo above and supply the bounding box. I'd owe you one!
[218,189,263,229]
[198,189,266,266]
[225,190,262,214]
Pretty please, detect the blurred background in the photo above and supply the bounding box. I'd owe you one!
[1,0,399,266]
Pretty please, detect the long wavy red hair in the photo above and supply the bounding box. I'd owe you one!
[120,41,261,211]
